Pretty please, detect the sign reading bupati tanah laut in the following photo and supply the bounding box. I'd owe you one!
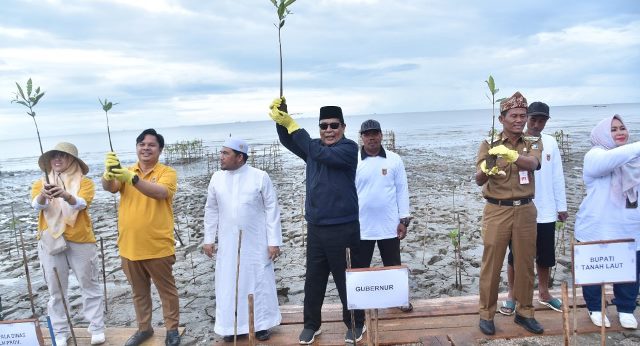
[573,239,636,286]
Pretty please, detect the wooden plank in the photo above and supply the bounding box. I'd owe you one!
[281,287,606,325]
[40,327,185,346]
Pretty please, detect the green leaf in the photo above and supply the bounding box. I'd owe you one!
[15,82,26,101]
[487,75,495,94]
[35,87,40,94]
[32,92,45,107]
[278,1,286,19]
[494,88,499,95]
[27,79,33,96]
[269,0,277,7]
[105,102,113,111]
[280,19,285,28]
[495,97,506,104]
[284,0,296,7]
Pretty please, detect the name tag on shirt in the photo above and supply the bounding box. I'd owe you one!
[519,170,529,185]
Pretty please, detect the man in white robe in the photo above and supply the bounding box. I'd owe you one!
[202,138,283,342]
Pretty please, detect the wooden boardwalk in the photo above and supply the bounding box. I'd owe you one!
[41,289,638,345]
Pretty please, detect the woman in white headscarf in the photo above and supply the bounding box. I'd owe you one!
[575,114,640,329]
[31,142,105,346]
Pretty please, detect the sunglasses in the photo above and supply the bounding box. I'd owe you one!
[319,122,341,130]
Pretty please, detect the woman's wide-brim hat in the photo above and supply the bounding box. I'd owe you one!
[38,142,89,175]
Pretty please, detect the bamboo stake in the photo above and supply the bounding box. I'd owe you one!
[53,267,77,346]
[248,294,255,346]
[19,228,36,317]
[422,205,429,264]
[600,284,605,346]
[346,248,357,343]
[11,204,19,257]
[100,238,108,313]
[234,230,243,345]
[375,308,379,346]
[562,281,570,346]
[365,309,372,346]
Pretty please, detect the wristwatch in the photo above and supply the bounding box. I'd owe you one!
[132,175,140,186]
[400,218,411,227]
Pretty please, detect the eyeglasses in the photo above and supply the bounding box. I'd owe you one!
[319,122,341,130]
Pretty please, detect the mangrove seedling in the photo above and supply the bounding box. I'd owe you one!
[269,0,297,109]
[12,78,49,183]
[99,98,121,171]
[99,98,119,151]
[484,75,505,169]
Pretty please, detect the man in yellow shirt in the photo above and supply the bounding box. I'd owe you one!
[102,129,180,346]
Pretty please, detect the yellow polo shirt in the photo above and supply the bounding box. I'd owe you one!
[117,162,177,261]
[31,177,96,243]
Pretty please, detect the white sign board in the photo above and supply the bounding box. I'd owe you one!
[574,239,637,286]
[346,266,409,310]
[0,320,43,345]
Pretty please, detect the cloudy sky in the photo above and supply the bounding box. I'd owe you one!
[1,0,638,140]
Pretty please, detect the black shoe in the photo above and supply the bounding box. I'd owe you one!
[479,319,495,335]
[256,329,271,341]
[345,325,366,343]
[222,334,247,342]
[514,314,544,334]
[165,329,180,346]
[125,329,154,346]
[298,328,321,344]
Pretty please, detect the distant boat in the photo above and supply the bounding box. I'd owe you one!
[592,105,607,108]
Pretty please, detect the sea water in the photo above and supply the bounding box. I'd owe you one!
[0,103,638,176]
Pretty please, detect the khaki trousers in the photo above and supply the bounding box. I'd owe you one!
[479,203,537,320]
[121,255,179,331]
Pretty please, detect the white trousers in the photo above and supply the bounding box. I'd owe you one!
[38,241,105,336]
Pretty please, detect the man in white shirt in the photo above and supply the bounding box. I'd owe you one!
[202,138,283,342]
[499,102,568,316]
[356,119,413,312]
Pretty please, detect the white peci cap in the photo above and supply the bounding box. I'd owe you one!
[223,137,249,154]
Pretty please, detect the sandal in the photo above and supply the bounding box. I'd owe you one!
[499,300,515,316]
[538,297,562,312]
[399,303,413,313]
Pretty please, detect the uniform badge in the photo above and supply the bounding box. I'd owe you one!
[546,154,551,161]
[532,144,539,150]
[382,168,387,176]
[151,177,157,183]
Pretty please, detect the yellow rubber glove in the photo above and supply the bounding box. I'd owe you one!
[103,152,121,180]
[488,145,519,163]
[111,167,135,185]
[269,97,300,134]
[480,160,499,176]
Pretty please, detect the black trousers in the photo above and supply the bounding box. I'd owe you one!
[303,221,365,330]
[359,237,402,267]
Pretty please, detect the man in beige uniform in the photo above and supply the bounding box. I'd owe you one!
[475,92,543,335]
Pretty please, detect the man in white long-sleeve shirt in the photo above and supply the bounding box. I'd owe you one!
[356,119,413,312]
[202,137,283,342]
[500,102,568,316]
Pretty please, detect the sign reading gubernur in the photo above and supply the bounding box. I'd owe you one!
[346,265,409,310]
[573,239,636,286]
